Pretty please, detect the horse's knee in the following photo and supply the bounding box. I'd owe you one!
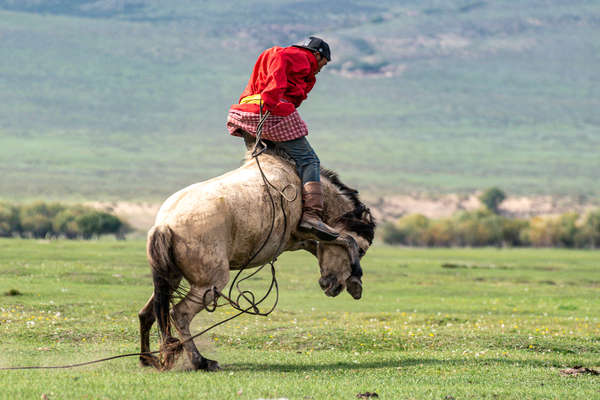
[138,294,155,326]
[139,309,155,327]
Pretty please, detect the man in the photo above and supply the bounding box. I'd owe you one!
[226,36,339,241]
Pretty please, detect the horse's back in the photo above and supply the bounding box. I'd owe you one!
[152,156,302,269]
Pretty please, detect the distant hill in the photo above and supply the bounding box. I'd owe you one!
[0,0,599,201]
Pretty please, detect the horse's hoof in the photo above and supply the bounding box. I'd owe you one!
[191,356,221,372]
[204,359,221,372]
[160,337,182,371]
[194,359,221,372]
[139,354,160,369]
[346,276,362,300]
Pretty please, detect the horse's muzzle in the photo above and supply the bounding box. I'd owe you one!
[319,274,344,297]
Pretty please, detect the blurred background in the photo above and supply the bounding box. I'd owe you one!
[1,0,599,242]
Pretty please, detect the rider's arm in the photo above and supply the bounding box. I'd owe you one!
[260,52,294,115]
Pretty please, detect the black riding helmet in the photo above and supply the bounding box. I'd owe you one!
[293,36,331,61]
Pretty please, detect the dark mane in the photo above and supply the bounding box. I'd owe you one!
[321,168,377,245]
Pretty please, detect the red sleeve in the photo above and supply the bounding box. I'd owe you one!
[260,52,290,112]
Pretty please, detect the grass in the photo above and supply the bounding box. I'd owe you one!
[0,239,599,399]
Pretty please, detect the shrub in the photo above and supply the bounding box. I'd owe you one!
[556,212,579,247]
[0,202,20,237]
[52,206,88,239]
[501,218,530,246]
[452,209,504,246]
[525,213,584,248]
[526,216,559,247]
[19,202,66,238]
[576,209,600,248]
[0,201,131,240]
[382,207,599,248]
[382,206,600,249]
[381,222,405,245]
[384,209,530,247]
[395,214,431,246]
[426,218,455,246]
[479,187,506,214]
[75,211,125,239]
[381,215,432,246]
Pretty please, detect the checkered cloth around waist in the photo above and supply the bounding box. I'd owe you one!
[226,109,308,142]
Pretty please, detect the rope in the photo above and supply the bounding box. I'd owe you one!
[0,110,294,371]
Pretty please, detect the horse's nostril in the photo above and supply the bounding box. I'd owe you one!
[331,283,343,297]
[318,277,329,290]
[319,275,336,291]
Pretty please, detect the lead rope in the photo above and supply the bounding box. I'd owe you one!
[0,108,296,371]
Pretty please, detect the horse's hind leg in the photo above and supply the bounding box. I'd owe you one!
[138,293,159,367]
[141,271,182,369]
[171,283,224,371]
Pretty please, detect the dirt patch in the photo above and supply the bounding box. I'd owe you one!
[367,194,596,222]
[559,366,599,376]
[441,263,511,270]
[87,194,597,232]
[356,392,379,398]
[367,193,480,221]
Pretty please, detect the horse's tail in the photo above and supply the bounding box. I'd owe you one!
[147,225,178,343]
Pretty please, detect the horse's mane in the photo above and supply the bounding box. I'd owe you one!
[320,168,376,245]
[241,131,376,244]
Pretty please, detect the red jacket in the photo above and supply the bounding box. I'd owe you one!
[230,46,319,117]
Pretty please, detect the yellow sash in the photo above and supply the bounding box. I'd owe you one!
[239,94,263,105]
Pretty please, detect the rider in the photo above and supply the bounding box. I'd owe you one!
[226,36,339,241]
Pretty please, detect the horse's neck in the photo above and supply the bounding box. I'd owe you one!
[321,180,354,223]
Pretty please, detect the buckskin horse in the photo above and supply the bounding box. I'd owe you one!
[138,143,376,371]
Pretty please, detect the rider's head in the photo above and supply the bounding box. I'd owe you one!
[294,36,331,72]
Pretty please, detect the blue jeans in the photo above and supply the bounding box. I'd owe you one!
[271,136,320,184]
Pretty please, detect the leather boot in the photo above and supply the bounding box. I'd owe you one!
[298,181,340,241]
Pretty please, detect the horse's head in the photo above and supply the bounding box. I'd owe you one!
[317,205,375,299]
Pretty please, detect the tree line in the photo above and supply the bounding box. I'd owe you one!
[0,201,131,239]
[382,188,600,248]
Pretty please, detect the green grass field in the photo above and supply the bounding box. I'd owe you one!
[1,239,599,399]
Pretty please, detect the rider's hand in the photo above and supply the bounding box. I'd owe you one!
[272,102,295,115]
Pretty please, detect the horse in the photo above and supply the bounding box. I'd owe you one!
[138,144,376,371]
